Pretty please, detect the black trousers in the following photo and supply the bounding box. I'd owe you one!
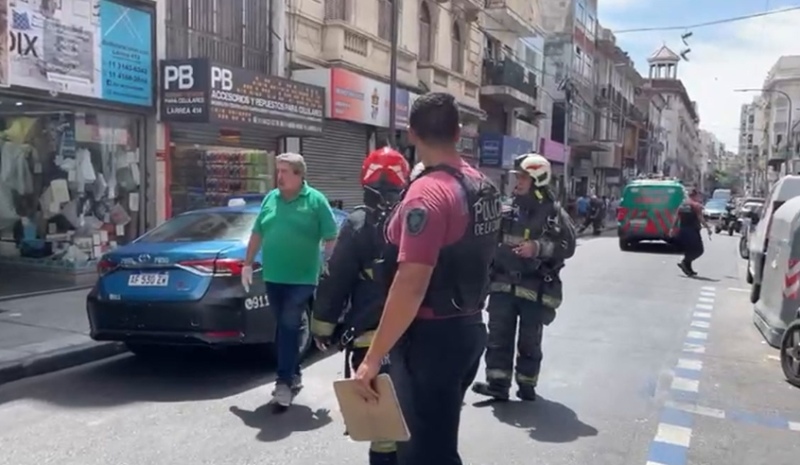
[680,228,704,268]
[390,316,487,465]
[483,292,545,388]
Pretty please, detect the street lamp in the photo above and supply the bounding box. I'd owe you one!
[387,0,400,146]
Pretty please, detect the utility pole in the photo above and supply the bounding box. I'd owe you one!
[560,80,572,202]
[387,0,400,147]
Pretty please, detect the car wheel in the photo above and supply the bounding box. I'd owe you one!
[728,227,734,236]
[740,238,749,260]
[619,237,631,251]
[780,321,800,388]
[298,305,313,357]
[750,283,761,304]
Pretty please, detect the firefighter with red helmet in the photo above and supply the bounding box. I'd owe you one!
[310,146,410,465]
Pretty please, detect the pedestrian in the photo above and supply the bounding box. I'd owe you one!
[310,147,410,465]
[577,194,588,221]
[676,188,711,277]
[241,152,339,408]
[352,92,501,465]
[472,153,576,401]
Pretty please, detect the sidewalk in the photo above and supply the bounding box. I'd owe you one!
[0,289,125,386]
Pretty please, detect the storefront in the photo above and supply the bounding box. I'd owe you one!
[0,0,157,297]
[540,138,570,194]
[478,134,533,196]
[458,123,480,167]
[293,67,420,208]
[159,58,325,216]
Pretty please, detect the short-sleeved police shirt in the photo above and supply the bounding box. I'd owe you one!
[252,183,338,285]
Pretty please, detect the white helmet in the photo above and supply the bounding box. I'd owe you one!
[511,153,551,188]
[410,162,426,181]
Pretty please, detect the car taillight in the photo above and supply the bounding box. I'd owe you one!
[97,257,117,275]
[617,207,627,221]
[179,258,247,276]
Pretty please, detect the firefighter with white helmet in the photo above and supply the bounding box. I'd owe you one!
[472,152,577,401]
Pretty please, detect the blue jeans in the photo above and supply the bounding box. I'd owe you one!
[264,282,316,385]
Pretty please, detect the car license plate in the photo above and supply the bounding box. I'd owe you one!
[631,219,647,225]
[128,273,169,286]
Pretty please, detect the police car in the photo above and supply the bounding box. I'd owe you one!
[87,197,347,358]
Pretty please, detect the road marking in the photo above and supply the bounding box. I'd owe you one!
[693,311,711,319]
[767,354,781,362]
[682,343,706,354]
[789,422,800,431]
[654,423,692,447]
[700,290,716,297]
[676,359,703,371]
[697,297,715,303]
[690,320,710,329]
[695,303,713,310]
[686,330,708,340]
[701,286,715,291]
[728,287,749,292]
[665,400,725,419]
[671,377,700,392]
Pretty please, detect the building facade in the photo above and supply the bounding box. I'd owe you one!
[756,56,800,175]
[643,45,700,186]
[593,26,645,196]
[540,0,604,197]
[288,0,485,205]
[478,0,542,191]
[0,0,158,297]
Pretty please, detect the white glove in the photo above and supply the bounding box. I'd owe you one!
[241,265,253,293]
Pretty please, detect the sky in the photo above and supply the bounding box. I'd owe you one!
[597,0,800,152]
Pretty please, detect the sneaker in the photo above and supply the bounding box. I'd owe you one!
[271,383,294,407]
[516,385,537,401]
[677,261,692,277]
[471,381,510,400]
[291,374,303,392]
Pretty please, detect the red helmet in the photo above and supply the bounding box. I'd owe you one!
[360,147,410,189]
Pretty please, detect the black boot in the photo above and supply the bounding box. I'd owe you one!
[677,261,692,277]
[369,450,397,465]
[471,381,510,400]
[516,385,537,401]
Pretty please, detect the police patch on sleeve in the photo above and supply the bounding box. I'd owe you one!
[404,208,428,235]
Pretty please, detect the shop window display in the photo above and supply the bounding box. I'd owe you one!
[170,146,275,216]
[0,100,143,271]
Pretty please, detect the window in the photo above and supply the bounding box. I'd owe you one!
[378,0,391,41]
[451,23,463,73]
[577,3,585,24]
[141,212,258,243]
[325,0,348,21]
[419,3,433,62]
[586,14,595,38]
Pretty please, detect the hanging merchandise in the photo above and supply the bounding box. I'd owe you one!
[302,119,367,209]
[170,148,274,216]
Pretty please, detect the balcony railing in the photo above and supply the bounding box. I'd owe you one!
[482,58,537,99]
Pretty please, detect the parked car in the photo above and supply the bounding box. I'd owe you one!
[748,175,800,304]
[738,202,764,258]
[87,203,348,358]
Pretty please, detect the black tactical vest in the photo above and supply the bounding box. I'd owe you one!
[381,164,501,317]
[493,192,565,287]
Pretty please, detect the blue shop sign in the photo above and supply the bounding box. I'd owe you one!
[100,0,154,106]
[479,134,533,169]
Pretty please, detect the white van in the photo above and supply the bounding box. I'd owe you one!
[747,175,800,303]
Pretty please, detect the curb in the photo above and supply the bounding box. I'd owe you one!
[0,285,93,303]
[0,341,127,387]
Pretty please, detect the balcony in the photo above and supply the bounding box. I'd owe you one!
[484,0,536,36]
[448,0,483,21]
[595,85,611,106]
[592,141,622,169]
[481,58,537,108]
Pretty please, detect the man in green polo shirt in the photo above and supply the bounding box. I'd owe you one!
[242,152,338,408]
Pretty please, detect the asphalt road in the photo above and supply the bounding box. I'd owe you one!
[1,231,798,465]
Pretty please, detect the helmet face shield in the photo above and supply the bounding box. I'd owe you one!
[509,153,552,188]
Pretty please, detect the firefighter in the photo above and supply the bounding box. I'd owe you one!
[472,153,577,401]
[310,146,410,465]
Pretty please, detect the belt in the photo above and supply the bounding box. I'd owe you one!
[501,269,554,283]
[416,307,483,322]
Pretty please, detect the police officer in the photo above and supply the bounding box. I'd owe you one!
[310,147,410,465]
[472,153,577,401]
[352,92,500,465]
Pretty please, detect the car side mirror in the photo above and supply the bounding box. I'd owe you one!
[749,211,760,224]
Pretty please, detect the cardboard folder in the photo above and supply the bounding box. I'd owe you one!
[333,374,411,442]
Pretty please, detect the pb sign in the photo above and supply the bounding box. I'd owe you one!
[210,66,232,90]
[163,64,195,90]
